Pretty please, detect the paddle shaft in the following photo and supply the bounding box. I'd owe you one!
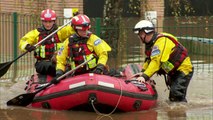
[0,19,72,77]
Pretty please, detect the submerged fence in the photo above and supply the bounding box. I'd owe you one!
[0,12,213,80]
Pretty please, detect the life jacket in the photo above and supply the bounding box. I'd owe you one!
[34,26,61,60]
[145,33,188,75]
[68,34,97,73]
[144,33,158,57]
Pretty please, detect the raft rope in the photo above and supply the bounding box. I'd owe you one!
[96,115,113,120]
[91,78,123,116]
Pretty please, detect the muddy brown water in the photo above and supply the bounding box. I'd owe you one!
[0,66,212,120]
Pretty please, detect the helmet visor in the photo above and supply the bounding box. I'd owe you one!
[133,27,154,34]
[82,22,90,27]
[75,22,91,30]
[133,28,140,34]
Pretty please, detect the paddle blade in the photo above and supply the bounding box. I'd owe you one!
[0,62,13,77]
[7,92,36,106]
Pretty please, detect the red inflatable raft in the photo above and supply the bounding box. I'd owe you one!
[24,64,158,112]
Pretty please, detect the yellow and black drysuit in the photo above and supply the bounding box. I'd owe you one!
[19,25,76,76]
[141,32,194,102]
[56,32,111,75]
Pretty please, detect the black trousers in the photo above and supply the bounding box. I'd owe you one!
[35,60,56,77]
[168,69,194,102]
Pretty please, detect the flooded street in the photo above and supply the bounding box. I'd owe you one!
[0,64,212,120]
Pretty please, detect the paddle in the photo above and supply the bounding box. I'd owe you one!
[0,19,72,78]
[7,56,94,107]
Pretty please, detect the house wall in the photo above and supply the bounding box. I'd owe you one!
[0,0,164,18]
[147,0,164,18]
[0,0,83,17]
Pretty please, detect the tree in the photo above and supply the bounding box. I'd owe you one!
[101,0,140,64]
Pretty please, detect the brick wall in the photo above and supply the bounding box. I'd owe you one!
[0,0,164,18]
[147,0,164,18]
[0,0,83,17]
[145,0,164,32]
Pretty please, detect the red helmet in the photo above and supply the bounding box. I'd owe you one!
[71,14,91,31]
[40,9,56,21]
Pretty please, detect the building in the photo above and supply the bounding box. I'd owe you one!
[0,0,164,18]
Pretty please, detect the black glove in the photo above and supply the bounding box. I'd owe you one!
[92,64,105,74]
[25,44,36,52]
[51,69,64,84]
[73,11,79,16]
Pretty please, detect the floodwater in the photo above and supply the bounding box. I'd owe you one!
[0,64,212,120]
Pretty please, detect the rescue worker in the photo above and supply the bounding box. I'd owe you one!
[52,14,111,83]
[133,20,194,102]
[19,9,77,77]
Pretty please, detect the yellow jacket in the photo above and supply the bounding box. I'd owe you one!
[19,25,76,51]
[56,34,111,72]
[143,32,193,78]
